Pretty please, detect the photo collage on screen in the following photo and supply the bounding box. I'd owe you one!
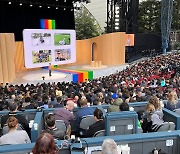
[31,33,71,64]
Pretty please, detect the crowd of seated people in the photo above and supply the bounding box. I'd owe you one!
[0,53,179,150]
[0,53,179,114]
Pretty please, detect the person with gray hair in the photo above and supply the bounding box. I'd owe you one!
[102,138,118,154]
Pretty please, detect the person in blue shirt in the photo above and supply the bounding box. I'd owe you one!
[76,98,94,125]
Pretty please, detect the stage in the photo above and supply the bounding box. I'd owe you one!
[11,64,128,85]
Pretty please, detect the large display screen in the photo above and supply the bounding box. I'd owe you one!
[23,29,76,68]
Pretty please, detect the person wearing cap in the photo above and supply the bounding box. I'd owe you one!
[107,93,123,113]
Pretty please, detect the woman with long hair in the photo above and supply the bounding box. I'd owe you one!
[165,91,180,111]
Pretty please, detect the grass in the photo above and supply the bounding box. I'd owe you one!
[54,34,70,46]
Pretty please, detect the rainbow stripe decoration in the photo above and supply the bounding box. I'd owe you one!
[52,67,93,83]
[40,19,56,29]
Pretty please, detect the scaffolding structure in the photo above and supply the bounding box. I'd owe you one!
[106,0,139,33]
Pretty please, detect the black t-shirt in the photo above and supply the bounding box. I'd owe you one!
[86,119,105,137]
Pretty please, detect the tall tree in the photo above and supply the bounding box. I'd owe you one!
[171,0,180,30]
[138,0,180,33]
[75,8,101,40]
[138,0,161,33]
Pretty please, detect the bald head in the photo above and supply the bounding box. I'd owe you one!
[66,100,74,111]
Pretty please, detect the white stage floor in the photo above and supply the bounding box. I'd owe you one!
[11,64,128,85]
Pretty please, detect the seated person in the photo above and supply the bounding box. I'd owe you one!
[0,116,31,145]
[53,100,76,135]
[76,98,94,125]
[45,114,66,140]
[86,108,105,137]
[1,101,30,137]
[32,132,58,154]
[165,91,180,111]
[53,100,76,127]
[102,138,118,154]
[142,96,164,132]
[119,102,129,111]
[107,93,122,113]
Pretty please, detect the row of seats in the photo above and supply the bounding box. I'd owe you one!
[0,101,180,142]
[0,130,180,154]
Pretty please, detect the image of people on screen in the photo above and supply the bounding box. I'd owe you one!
[55,49,71,61]
[32,50,52,64]
[31,33,51,46]
[54,33,70,46]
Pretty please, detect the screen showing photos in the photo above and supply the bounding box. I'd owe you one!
[23,29,76,68]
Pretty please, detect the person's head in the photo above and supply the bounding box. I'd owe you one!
[94,108,103,121]
[167,91,178,104]
[119,102,129,111]
[79,98,88,107]
[32,133,58,154]
[148,96,161,110]
[7,116,18,130]
[66,100,74,111]
[8,101,18,112]
[111,93,118,100]
[46,114,55,128]
[102,138,118,154]
[146,103,155,113]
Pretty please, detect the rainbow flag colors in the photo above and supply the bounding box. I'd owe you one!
[40,19,56,29]
[52,67,93,83]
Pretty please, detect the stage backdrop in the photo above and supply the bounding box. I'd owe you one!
[15,32,126,73]
[0,33,16,83]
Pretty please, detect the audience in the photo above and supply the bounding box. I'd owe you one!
[45,114,66,140]
[0,53,179,113]
[1,101,30,137]
[0,116,31,145]
[32,132,58,154]
[0,52,179,149]
[165,91,180,111]
[76,98,94,125]
[102,138,118,154]
[107,93,122,113]
[119,102,130,111]
[86,108,105,137]
[142,96,164,132]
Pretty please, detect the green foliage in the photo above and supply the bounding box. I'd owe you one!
[75,8,101,40]
[138,0,180,33]
[138,0,161,33]
[171,0,180,30]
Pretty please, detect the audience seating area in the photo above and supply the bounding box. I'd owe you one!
[0,130,180,154]
[0,52,179,153]
[0,99,179,146]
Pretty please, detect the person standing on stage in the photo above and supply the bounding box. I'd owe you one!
[49,63,52,77]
